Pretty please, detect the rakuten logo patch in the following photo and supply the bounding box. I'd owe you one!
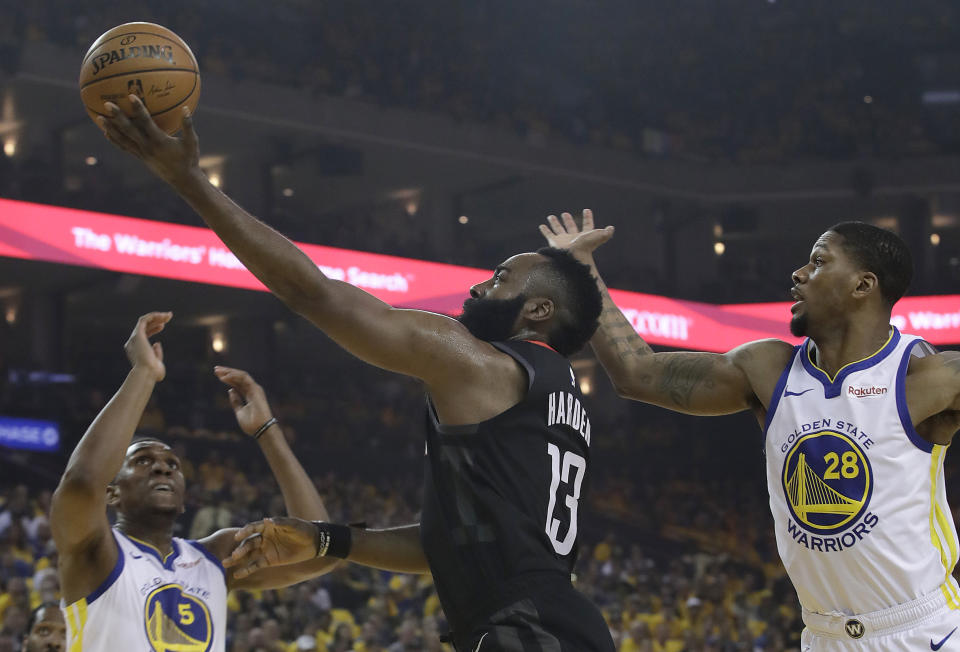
[848,385,888,398]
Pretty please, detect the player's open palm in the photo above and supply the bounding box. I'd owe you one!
[124,311,171,382]
[214,366,274,437]
[99,95,201,186]
[224,517,317,579]
[539,209,615,262]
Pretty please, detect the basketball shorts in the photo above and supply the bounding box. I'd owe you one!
[450,584,615,652]
[800,583,960,651]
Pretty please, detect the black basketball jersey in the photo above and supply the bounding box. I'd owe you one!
[420,340,594,638]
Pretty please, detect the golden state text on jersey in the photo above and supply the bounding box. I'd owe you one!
[764,328,960,615]
[780,426,877,548]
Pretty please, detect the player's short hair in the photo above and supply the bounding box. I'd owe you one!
[532,247,603,356]
[26,603,60,633]
[828,222,913,307]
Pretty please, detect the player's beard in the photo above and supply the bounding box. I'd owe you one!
[457,295,526,343]
[790,311,809,337]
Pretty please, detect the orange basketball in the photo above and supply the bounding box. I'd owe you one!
[79,22,200,135]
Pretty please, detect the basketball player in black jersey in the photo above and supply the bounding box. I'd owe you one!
[99,98,614,652]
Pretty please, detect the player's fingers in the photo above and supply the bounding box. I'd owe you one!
[152,342,163,361]
[582,209,594,231]
[100,118,143,157]
[223,534,263,567]
[546,214,564,235]
[128,95,166,141]
[588,226,615,246]
[215,368,260,396]
[213,366,239,384]
[561,212,578,232]
[228,369,256,389]
[214,366,247,383]
[227,388,245,412]
[233,521,268,542]
[143,311,172,336]
[104,102,148,149]
[181,107,199,151]
[135,313,153,336]
[538,224,555,242]
[230,555,270,579]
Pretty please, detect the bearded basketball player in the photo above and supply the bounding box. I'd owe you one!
[98,98,614,652]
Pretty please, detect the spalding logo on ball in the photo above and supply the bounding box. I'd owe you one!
[79,22,200,135]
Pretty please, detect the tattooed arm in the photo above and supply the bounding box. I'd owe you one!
[541,211,792,416]
[586,258,775,414]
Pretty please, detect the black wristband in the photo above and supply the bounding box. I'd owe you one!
[252,417,278,440]
[312,522,352,559]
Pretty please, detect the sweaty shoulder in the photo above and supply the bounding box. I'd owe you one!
[729,339,795,376]
[427,341,530,426]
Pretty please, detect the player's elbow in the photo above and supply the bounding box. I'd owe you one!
[275,279,335,324]
[271,283,315,314]
[608,370,648,401]
[611,381,638,400]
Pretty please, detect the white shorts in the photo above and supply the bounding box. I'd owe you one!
[801,584,960,651]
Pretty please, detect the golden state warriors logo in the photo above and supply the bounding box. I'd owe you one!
[781,430,873,535]
[144,584,212,652]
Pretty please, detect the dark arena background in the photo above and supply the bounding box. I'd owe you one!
[2,2,960,651]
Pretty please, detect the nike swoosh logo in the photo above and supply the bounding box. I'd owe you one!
[783,388,814,397]
[932,627,957,650]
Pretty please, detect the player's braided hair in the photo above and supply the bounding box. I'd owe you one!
[533,247,603,356]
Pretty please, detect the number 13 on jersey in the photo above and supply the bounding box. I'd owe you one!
[546,443,586,555]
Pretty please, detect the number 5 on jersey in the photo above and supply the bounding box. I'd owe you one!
[546,443,586,555]
[178,603,194,625]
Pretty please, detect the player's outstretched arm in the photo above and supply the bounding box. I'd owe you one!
[541,211,786,416]
[51,312,171,602]
[200,367,341,589]
[224,518,430,580]
[98,98,489,388]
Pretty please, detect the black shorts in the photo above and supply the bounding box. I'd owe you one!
[450,585,615,652]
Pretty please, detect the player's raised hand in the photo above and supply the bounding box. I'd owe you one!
[124,311,171,382]
[214,366,276,437]
[224,517,318,579]
[99,95,201,187]
[539,209,615,262]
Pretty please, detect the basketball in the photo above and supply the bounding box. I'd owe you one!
[79,22,200,135]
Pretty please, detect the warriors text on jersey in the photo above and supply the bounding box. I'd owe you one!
[64,528,227,652]
[764,327,960,615]
[420,340,612,650]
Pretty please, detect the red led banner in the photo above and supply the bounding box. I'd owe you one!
[2,198,959,351]
[0,198,489,314]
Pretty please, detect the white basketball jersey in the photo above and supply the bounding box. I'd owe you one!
[64,529,227,651]
[765,327,960,615]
